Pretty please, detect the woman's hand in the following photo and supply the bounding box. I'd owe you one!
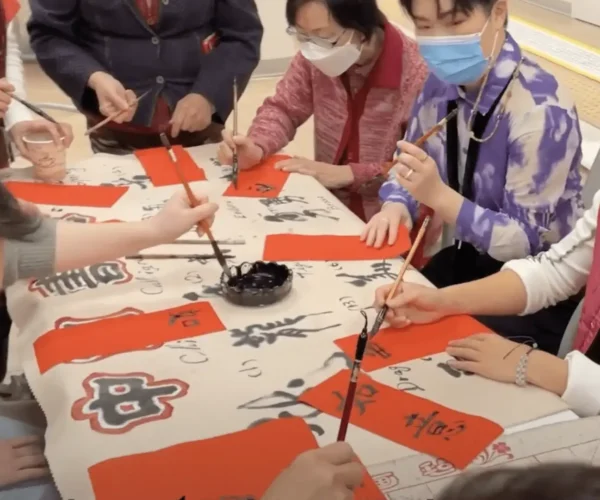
[88,71,137,123]
[446,334,528,384]
[148,190,219,244]
[374,282,452,327]
[10,120,74,159]
[217,130,264,170]
[170,93,213,138]
[361,202,413,248]
[393,141,449,207]
[0,436,50,488]
[0,78,14,119]
[275,158,354,189]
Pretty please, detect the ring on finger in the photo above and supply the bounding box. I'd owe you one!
[404,168,414,180]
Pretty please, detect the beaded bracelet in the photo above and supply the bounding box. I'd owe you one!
[515,346,536,387]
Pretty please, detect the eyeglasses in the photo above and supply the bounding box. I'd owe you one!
[286,26,347,49]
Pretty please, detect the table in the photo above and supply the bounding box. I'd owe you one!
[5,145,572,499]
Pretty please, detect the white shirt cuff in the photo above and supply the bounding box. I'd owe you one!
[563,351,600,417]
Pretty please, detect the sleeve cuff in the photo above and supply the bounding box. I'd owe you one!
[563,351,600,417]
[3,218,57,289]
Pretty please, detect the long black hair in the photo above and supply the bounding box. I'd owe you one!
[285,0,386,41]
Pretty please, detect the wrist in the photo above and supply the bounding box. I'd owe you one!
[87,71,108,90]
[438,286,468,316]
[134,220,166,248]
[341,164,355,188]
[525,350,568,396]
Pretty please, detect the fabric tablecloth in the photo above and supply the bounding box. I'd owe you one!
[4,145,569,499]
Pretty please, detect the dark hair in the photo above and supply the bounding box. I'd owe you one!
[437,463,600,500]
[285,0,386,41]
[400,0,497,17]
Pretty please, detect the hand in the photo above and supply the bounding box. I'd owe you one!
[217,130,263,170]
[0,436,50,488]
[170,93,213,138]
[10,120,74,159]
[261,443,364,500]
[393,141,447,207]
[374,282,450,327]
[88,71,137,123]
[446,334,528,384]
[0,78,14,119]
[360,202,413,248]
[148,190,219,244]
[17,199,42,219]
[275,158,354,189]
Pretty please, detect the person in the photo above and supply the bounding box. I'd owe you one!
[436,463,600,500]
[0,1,73,167]
[217,0,427,222]
[27,0,263,154]
[362,0,583,292]
[0,183,218,493]
[374,187,600,403]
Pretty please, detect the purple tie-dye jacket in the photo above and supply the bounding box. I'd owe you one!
[380,33,584,261]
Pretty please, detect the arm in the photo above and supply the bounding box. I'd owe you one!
[442,105,582,261]
[191,0,263,122]
[2,219,161,288]
[438,192,596,316]
[27,0,106,103]
[4,23,33,129]
[247,53,314,158]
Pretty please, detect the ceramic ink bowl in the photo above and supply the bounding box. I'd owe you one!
[221,261,293,307]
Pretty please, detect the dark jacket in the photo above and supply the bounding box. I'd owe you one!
[27,0,263,126]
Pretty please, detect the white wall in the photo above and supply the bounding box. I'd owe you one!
[255,0,296,61]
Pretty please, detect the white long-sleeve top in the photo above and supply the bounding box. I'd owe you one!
[503,190,600,417]
[5,22,33,128]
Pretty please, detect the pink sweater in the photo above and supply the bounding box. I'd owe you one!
[248,22,427,221]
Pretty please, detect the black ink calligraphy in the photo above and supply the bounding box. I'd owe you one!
[333,383,378,416]
[259,196,307,207]
[239,360,262,378]
[263,209,340,223]
[388,365,426,392]
[404,411,467,441]
[336,261,397,287]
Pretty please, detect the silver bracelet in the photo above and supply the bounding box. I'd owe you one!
[515,346,535,387]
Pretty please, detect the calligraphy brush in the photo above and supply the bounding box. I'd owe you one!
[0,91,59,126]
[159,132,233,279]
[369,215,431,337]
[382,109,459,175]
[231,76,239,189]
[84,90,151,136]
[337,311,369,442]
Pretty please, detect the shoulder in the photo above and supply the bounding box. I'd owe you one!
[508,54,579,137]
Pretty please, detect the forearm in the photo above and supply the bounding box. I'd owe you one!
[1,219,161,288]
[440,269,528,316]
[348,163,384,192]
[526,350,568,397]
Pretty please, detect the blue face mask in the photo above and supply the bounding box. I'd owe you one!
[417,27,491,85]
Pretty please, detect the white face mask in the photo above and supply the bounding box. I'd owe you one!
[300,34,362,77]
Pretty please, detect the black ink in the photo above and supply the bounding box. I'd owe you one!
[230,312,341,348]
[438,361,474,377]
[101,174,150,189]
[288,378,304,388]
[239,359,262,378]
[259,196,307,207]
[263,209,339,223]
[169,309,200,328]
[366,342,392,359]
[165,340,209,364]
[291,263,314,279]
[31,262,130,297]
[336,261,397,287]
[339,296,361,312]
[388,365,425,392]
[405,411,467,440]
[333,383,378,416]
[222,261,293,307]
[183,292,201,302]
[186,249,235,265]
[225,200,247,219]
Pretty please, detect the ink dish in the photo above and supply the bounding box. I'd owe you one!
[221,261,293,306]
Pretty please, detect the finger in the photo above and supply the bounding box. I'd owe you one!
[447,337,485,350]
[447,359,480,374]
[190,202,219,223]
[14,135,27,158]
[12,466,50,483]
[124,89,137,106]
[188,193,209,206]
[397,140,427,158]
[221,129,236,149]
[17,453,47,469]
[61,123,75,147]
[318,442,355,465]
[364,225,377,247]
[334,462,365,489]
[275,159,296,170]
[374,284,393,308]
[45,123,63,148]
[0,94,11,105]
[373,219,389,249]
[446,346,482,362]
[180,112,193,134]
[397,152,428,174]
[389,315,411,328]
[10,436,43,449]
[233,135,253,148]
[14,443,43,458]
[170,113,182,138]
[296,167,316,177]
[0,79,15,92]
[388,217,398,246]
[469,332,495,342]
[217,142,234,166]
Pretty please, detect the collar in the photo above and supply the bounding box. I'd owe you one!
[447,32,522,115]
[358,21,404,89]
